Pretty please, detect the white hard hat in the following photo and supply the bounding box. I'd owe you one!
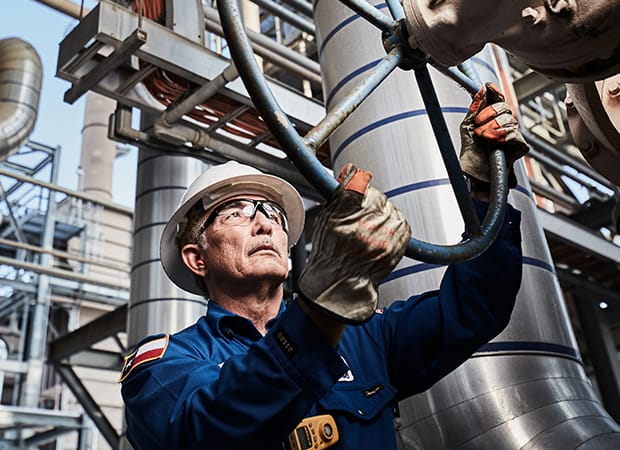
[160,161,305,295]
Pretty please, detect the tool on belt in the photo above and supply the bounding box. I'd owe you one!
[283,414,339,450]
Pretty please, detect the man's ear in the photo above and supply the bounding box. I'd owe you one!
[181,244,208,277]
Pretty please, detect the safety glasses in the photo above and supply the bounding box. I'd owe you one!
[199,198,289,234]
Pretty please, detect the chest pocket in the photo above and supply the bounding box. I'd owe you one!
[319,379,397,421]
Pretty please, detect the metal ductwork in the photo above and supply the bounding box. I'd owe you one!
[0,38,42,160]
[565,78,620,187]
[401,0,620,83]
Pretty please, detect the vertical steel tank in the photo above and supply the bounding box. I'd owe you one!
[313,1,620,447]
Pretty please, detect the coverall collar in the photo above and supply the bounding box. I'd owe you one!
[205,299,287,341]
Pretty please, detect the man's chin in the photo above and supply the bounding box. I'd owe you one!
[245,264,288,284]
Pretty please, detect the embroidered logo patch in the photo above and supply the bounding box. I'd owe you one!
[338,356,354,382]
[119,335,169,382]
[363,384,384,398]
[275,329,296,356]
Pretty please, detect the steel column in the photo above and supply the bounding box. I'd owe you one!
[573,289,620,421]
[19,145,60,407]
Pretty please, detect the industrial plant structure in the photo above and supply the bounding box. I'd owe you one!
[1,1,620,449]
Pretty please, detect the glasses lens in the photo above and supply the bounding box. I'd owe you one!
[253,201,287,231]
[259,202,278,224]
[207,199,288,232]
[214,200,253,226]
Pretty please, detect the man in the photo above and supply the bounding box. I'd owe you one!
[120,84,527,450]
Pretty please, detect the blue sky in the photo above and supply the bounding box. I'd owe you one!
[1,0,137,207]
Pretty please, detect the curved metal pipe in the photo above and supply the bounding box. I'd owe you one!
[0,38,42,160]
[218,0,511,265]
[34,0,89,20]
[401,0,620,82]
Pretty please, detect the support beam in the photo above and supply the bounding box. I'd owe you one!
[49,305,127,363]
[0,406,82,428]
[52,365,119,450]
[573,289,620,421]
[538,208,620,263]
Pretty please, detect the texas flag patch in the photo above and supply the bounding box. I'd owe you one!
[119,335,169,382]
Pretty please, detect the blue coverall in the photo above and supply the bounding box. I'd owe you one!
[121,204,522,450]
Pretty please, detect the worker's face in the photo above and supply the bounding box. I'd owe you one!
[199,195,290,286]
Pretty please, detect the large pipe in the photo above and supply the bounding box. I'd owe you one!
[80,92,117,201]
[0,38,42,161]
[19,147,60,408]
[314,1,620,448]
[203,5,322,83]
[34,0,89,20]
[401,0,620,83]
[120,3,211,447]
[565,80,620,187]
[127,131,208,344]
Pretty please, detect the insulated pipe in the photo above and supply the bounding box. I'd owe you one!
[241,0,263,71]
[0,38,42,161]
[20,143,60,408]
[0,338,7,399]
[565,81,620,187]
[252,0,316,35]
[400,0,620,83]
[80,92,116,201]
[313,1,620,448]
[34,0,89,19]
[204,6,321,83]
[127,136,208,345]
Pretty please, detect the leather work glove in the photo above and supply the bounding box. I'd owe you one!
[459,83,529,188]
[298,164,411,324]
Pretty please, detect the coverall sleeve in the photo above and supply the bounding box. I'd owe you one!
[369,201,523,400]
[121,301,348,450]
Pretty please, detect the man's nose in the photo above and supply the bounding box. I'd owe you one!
[251,209,274,234]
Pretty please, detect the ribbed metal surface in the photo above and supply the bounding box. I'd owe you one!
[127,144,208,347]
[313,1,620,448]
[400,356,620,448]
[0,38,42,159]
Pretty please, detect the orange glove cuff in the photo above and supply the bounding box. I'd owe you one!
[337,163,372,196]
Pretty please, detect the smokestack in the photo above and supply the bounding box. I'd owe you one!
[79,91,117,201]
